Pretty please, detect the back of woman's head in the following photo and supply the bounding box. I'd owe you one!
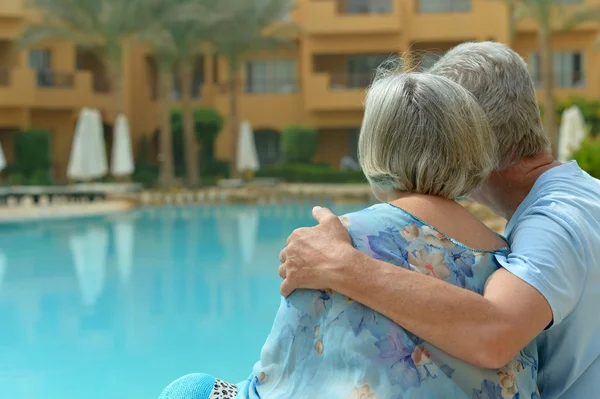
[359,72,498,199]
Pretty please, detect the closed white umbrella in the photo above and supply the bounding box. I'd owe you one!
[559,106,587,162]
[237,121,259,173]
[67,108,108,180]
[113,220,135,284]
[0,142,6,173]
[111,113,135,177]
[69,226,109,306]
[237,208,259,266]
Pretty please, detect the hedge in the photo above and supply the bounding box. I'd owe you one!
[256,164,366,183]
[281,126,319,164]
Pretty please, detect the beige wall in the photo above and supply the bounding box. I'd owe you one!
[314,128,352,168]
[1,0,600,176]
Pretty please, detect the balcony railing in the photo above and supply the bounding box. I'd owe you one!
[417,0,471,13]
[0,70,9,87]
[93,75,111,94]
[245,79,299,95]
[328,72,376,90]
[338,0,393,14]
[35,71,75,89]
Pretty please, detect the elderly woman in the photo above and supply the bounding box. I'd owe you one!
[159,72,539,399]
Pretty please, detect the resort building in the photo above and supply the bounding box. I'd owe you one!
[1,0,599,178]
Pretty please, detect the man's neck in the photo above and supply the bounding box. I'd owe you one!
[476,152,561,220]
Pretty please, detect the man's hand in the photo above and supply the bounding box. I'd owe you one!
[279,206,354,297]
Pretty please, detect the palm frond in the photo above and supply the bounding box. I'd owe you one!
[562,5,600,31]
[209,0,297,66]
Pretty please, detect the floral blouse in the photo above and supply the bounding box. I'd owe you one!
[238,203,540,399]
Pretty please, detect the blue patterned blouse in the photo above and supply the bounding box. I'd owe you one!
[238,203,540,399]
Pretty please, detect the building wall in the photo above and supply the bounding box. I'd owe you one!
[1,0,600,178]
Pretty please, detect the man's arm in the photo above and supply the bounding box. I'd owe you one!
[279,206,581,369]
[324,252,549,368]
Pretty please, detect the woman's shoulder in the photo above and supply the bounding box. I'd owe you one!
[341,203,417,229]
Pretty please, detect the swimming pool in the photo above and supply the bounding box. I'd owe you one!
[0,203,367,399]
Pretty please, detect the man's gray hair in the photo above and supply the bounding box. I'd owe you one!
[359,72,498,199]
[428,41,549,169]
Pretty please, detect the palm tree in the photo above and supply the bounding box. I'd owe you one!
[502,0,598,158]
[156,58,176,186]
[20,0,165,117]
[141,0,226,187]
[209,0,296,177]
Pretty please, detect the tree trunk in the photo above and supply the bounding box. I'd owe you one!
[108,64,124,118]
[229,67,239,178]
[180,62,200,186]
[539,26,558,158]
[158,70,175,187]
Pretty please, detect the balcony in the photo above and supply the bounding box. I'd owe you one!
[0,67,112,111]
[305,0,402,35]
[0,0,25,17]
[305,72,369,111]
[407,0,510,43]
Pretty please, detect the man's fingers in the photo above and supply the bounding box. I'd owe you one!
[312,206,337,224]
[278,264,286,279]
[279,248,287,264]
[287,227,308,246]
[280,279,294,297]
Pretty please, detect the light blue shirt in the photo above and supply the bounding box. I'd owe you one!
[496,161,600,398]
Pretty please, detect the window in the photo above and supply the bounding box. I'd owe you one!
[170,58,204,100]
[344,0,392,14]
[254,129,281,166]
[29,49,51,71]
[529,51,584,88]
[246,60,297,94]
[29,49,53,87]
[345,54,392,88]
[347,128,360,161]
[417,0,471,13]
[192,56,205,98]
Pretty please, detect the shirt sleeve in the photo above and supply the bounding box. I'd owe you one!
[495,207,586,327]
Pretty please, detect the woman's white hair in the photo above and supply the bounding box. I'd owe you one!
[359,71,498,199]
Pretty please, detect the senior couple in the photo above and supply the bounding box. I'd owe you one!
[160,42,600,398]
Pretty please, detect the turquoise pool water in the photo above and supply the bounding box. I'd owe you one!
[0,204,366,399]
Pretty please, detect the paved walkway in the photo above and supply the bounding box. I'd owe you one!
[0,200,135,224]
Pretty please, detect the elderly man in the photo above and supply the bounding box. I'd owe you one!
[280,42,600,399]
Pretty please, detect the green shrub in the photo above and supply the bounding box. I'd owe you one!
[137,135,152,164]
[28,169,53,186]
[201,160,230,179]
[195,108,225,143]
[133,163,159,188]
[14,130,52,184]
[256,164,366,183]
[171,107,225,178]
[555,97,600,135]
[572,137,600,178]
[281,126,319,164]
[196,108,225,178]
[6,173,26,185]
[170,110,186,178]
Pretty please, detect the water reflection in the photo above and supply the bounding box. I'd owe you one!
[237,208,259,266]
[113,220,135,284]
[0,250,6,293]
[0,203,367,398]
[69,225,109,307]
